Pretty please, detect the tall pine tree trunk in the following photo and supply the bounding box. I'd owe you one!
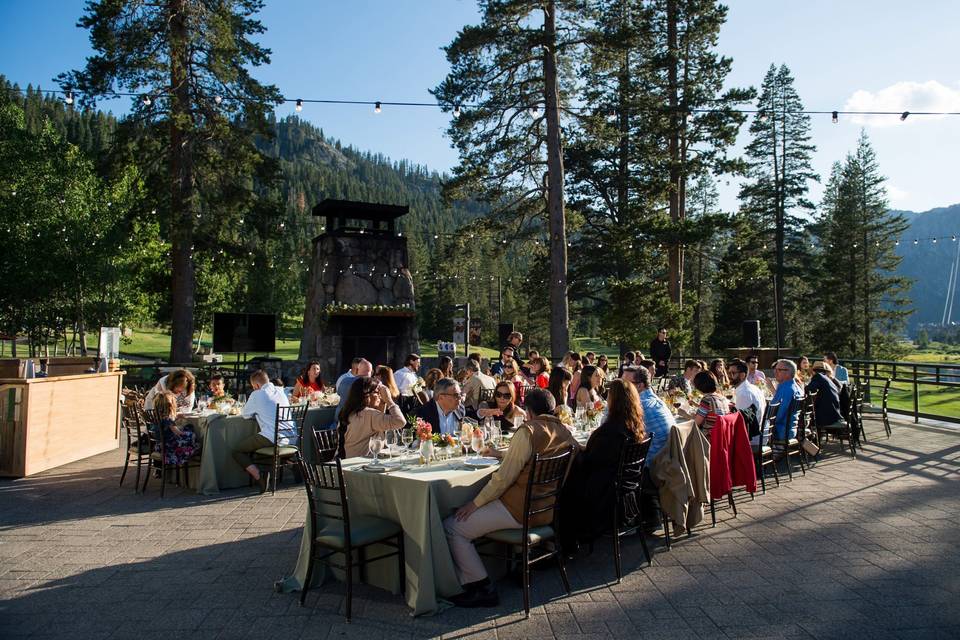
[168,0,196,363]
[666,0,683,306]
[543,1,569,359]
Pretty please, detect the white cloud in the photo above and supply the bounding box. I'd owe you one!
[886,184,909,207]
[843,80,960,127]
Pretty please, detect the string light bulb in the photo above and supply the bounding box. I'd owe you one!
[529,103,540,116]
[65,90,74,105]
[142,95,152,106]
[758,110,767,122]
[900,111,909,121]
[214,95,223,104]
[453,104,461,118]
[295,98,303,112]
[831,110,838,124]
[374,101,382,114]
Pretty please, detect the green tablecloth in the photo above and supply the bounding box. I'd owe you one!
[185,406,335,495]
[279,455,498,616]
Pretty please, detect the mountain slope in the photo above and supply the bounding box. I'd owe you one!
[895,203,960,331]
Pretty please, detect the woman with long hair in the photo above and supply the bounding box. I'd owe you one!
[144,368,196,414]
[525,356,551,388]
[291,360,325,402]
[500,359,526,404]
[547,365,573,410]
[438,356,454,380]
[338,377,405,458]
[561,379,647,548]
[575,364,603,408]
[375,365,401,402]
[567,352,584,404]
[596,354,609,375]
[423,368,443,399]
[476,381,526,433]
[709,358,730,391]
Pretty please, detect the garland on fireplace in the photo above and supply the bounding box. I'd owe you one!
[320,302,415,317]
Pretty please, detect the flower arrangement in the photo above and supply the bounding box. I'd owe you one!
[585,399,605,420]
[432,433,457,447]
[415,417,433,443]
[411,377,427,395]
[556,404,573,427]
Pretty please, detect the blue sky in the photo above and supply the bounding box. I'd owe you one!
[1,0,958,213]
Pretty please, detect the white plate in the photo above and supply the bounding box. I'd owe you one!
[361,464,387,473]
[463,457,499,468]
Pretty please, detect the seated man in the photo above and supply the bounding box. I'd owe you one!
[231,370,296,491]
[635,367,674,531]
[771,359,804,455]
[728,358,766,443]
[443,388,579,607]
[489,346,515,377]
[461,360,496,412]
[667,359,701,396]
[824,351,849,385]
[208,373,229,400]
[415,377,465,435]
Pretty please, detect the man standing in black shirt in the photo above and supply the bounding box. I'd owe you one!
[649,328,672,378]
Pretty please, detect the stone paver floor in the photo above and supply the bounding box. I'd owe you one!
[1,418,958,640]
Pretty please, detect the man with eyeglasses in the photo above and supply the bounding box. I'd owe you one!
[746,356,766,387]
[771,359,804,451]
[489,346,515,377]
[729,359,766,444]
[415,377,465,435]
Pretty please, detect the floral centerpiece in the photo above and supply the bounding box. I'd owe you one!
[556,404,573,428]
[309,390,340,408]
[415,417,435,465]
[410,377,427,396]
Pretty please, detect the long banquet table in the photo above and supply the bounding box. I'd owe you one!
[279,454,499,616]
[183,405,335,495]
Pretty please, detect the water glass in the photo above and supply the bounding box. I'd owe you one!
[368,434,384,463]
[401,428,414,448]
[470,434,484,460]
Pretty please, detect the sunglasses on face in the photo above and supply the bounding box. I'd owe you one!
[494,392,512,399]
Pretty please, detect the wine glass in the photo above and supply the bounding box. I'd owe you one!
[470,431,484,462]
[384,430,397,456]
[197,396,208,413]
[368,434,384,464]
[401,428,414,451]
[574,406,586,429]
[237,393,247,407]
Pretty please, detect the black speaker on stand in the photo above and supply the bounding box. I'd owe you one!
[498,323,514,349]
[742,320,761,348]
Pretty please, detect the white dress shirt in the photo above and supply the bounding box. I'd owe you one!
[734,379,766,442]
[242,382,297,445]
[394,366,419,396]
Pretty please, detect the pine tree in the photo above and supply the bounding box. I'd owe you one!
[739,64,818,350]
[432,0,582,358]
[811,132,911,358]
[59,0,282,361]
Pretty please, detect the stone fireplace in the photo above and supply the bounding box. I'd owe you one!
[299,199,420,378]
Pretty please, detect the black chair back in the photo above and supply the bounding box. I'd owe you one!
[615,436,652,525]
[522,446,574,534]
[311,427,340,462]
[273,403,309,448]
[804,390,819,430]
[300,457,350,546]
[758,401,780,449]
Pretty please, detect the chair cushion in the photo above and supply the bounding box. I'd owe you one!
[254,445,299,457]
[314,515,401,549]
[485,525,555,546]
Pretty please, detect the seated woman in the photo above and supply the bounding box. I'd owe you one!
[291,360,324,402]
[796,355,813,385]
[693,371,731,436]
[338,377,406,458]
[152,390,198,466]
[597,354,609,376]
[709,359,730,392]
[375,365,401,403]
[575,364,603,408]
[423,368,444,400]
[144,368,196,414]
[524,356,551,389]
[548,365,573,412]
[561,379,647,547]
[475,381,526,433]
[438,355,455,380]
[500,360,527,404]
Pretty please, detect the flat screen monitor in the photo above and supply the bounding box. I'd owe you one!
[213,313,277,353]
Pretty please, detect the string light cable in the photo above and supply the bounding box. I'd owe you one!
[6,85,960,121]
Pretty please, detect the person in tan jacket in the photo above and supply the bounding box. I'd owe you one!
[337,377,406,458]
[443,388,578,608]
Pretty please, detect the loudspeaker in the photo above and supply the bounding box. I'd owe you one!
[742,320,761,348]
[498,323,514,349]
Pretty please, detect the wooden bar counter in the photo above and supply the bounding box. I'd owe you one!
[0,371,123,477]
